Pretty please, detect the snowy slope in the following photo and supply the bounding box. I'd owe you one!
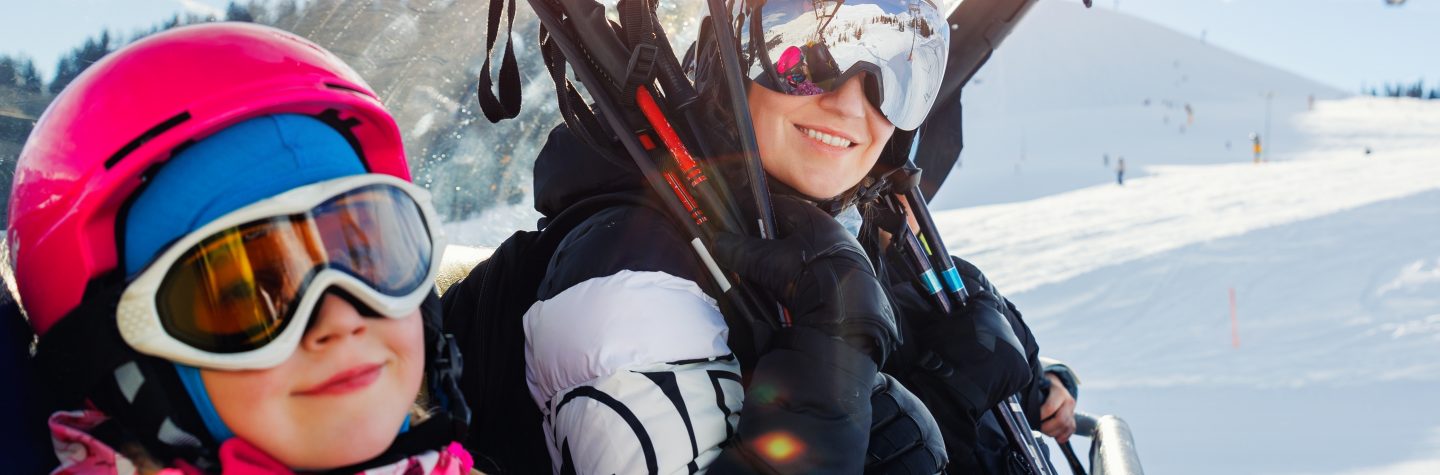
[931,97,1440,474]
[935,99,1440,298]
[932,0,1348,210]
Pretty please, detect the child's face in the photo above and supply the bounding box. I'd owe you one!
[748,72,895,199]
[202,293,425,470]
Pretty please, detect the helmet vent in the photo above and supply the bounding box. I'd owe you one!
[324,82,367,95]
[106,112,193,169]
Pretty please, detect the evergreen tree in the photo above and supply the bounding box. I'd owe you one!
[0,55,44,93]
[225,2,255,22]
[269,0,300,29]
[50,30,114,94]
[0,57,15,89]
[18,59,42,93]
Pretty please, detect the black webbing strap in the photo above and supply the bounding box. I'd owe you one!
[539,22,613,158]
[477,0,522,123]
[616,0,659,105]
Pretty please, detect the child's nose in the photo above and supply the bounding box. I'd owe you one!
[303,292,369,350]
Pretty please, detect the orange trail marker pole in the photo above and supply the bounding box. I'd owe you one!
[1229,287,1241,348]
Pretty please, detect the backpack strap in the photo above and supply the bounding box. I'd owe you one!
[440,192,649,474]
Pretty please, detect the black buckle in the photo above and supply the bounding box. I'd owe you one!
[432,333,471,440]
[620,43,660,105]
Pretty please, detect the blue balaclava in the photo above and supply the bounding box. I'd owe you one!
[123,114,367,443]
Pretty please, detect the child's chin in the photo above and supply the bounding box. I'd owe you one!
[273,409,408,470]
[284,428,398,471]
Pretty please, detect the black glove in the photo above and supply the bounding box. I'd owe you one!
[713,196,899,364]
[706,196,899,474]
[908,259,1033,426]
[866,373,948,475]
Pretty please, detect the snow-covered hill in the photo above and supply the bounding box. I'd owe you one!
[931,96,1440,474]
[933,0,1349,209]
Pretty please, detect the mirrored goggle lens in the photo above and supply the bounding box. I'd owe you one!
[155,184,434,354]
[743,0,949,129]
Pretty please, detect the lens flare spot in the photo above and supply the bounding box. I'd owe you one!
[749,383,780,404]
[754,431,805,463]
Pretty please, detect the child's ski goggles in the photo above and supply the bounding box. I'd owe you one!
[118,174,445,370]
[737,0,950,130]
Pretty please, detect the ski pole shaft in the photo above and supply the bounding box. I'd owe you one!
[525,0,775,327]
[897,133,967,307]
[903,183,969,307]
[1061,440,1086,475]
[993,395,1058,475]
[877,193,950,315]
[705,0,777,240]
[900,226,951,315]
[895,149,1048,474]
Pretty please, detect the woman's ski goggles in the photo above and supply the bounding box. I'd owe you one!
[737,0,950,130]
[117,174,445,370]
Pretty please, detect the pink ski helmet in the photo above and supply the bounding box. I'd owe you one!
[8,22,410,336]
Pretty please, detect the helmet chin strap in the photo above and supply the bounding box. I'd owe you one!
[172,363,236,443]
[761,169,865,217]
[419,291,471,442]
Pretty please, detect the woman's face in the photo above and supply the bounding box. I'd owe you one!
[748,72,896,199]
[203,294,425,470]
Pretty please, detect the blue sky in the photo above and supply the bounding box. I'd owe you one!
[1068,0,1440,92]
[2,0,1436,93]
[0,0,230,81]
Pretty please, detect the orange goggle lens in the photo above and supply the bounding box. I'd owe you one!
[154,184,433,353]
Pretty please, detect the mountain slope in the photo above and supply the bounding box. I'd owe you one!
[933,96,1440,474]
[933,0,1348,209]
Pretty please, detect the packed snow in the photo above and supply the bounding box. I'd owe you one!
[912,2,1440,472]
[931,97,1440,474]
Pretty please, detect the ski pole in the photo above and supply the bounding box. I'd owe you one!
[1061,440,1087,475]
[526,0,775,327]
[993,395,1059,475]
[892,161,1053,474]
[877,193,951,315]
[898,130,969,307]
[704,0,778,240]
[903,180,969,307]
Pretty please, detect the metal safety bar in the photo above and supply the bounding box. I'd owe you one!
[1073,412,1145,475]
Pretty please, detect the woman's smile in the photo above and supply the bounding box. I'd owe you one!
[750,72,895,199]
[795,123,861,149]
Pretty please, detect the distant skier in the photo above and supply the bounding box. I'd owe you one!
[1117,157,1126,185]
[1251,133,1263,163]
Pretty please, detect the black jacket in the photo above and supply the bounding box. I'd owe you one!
[446,124,1040,474]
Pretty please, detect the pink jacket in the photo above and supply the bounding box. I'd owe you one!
[48,410,474,475]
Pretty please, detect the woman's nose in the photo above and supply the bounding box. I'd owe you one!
[302,292,368,351]
[818,72,872,119]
